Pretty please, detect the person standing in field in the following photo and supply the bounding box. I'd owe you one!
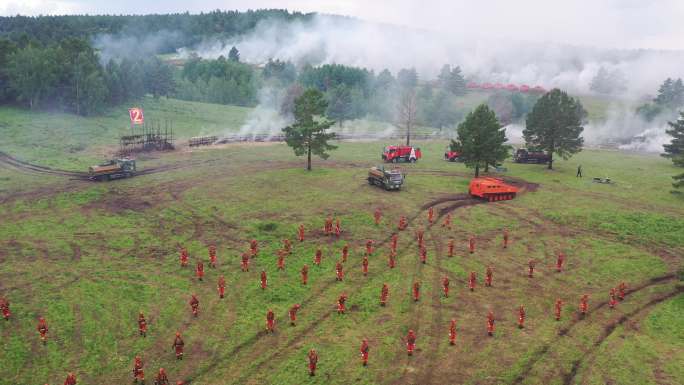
[577,165,582,178]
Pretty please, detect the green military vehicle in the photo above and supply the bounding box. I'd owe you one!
[368,165,404,190]
[88,158,136,181]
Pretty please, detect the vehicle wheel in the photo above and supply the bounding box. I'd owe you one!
[410,158,416,163]
[392,158,398,163]
[368,178,373,185]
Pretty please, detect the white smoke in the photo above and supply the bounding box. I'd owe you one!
[233,86,292,139]
[334,120,398,139]
[179,15,684,98]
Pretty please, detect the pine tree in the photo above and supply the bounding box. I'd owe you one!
[283,89,338,171]
[456,104,509,177]
[662,112,684,189]
[524,89,585,170]
[228,46,240,62]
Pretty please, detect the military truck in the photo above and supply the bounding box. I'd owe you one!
[88,158,136,181]
[368,165,404,190]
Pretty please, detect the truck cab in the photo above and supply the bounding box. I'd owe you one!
[368,165,404,190]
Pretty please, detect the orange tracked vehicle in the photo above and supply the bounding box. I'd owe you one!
[469,177,518,201]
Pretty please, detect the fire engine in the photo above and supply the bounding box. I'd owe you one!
[382,146,422,163]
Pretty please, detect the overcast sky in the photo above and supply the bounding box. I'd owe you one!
[1,0,682,50]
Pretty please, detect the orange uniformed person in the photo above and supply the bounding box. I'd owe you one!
[138,312,147,337]
[503,229,509,248]
[469,236,475,254]
[196,261,204,281]
[579,294,589,316]
[380,283,389,306]
[289,304,301,326]
[155,368,170,385]
[428,207,434,224]
[337,294,348,314]
[241,252,250,272]
[609,288,617,309]
[528,259,535,278]
[398,216,408,231]
[250,239,259,256]
[365,239,374,256]
[449,319,457,345]
[335,219,341,237]
[556,252,564,272]
[448,239,454,257]
[189,294,199,317]
[485,266,493,287]
[277,250,285,270]
[266,309,275,332]
[518,305,525,329]
[301,264,309,285]
[179,248,188,267]
[442,213,452,229]
[413,281,421,302]
[63,372,77,385]
[416,229,424,249]
[298,224,305,242]
[618,282,627,300]
[208,245,217,268]
[37,317,48,344]
[388,249,396,268]
[172,332,184,360]
[314,249,322,266]
[260,270,267,290]
[360,339,370,366]
[442,276,450,297]
[342,245,349,262]
[406,330,416,355]
[555,298,563,321]
[469,271,477,291]
[419,246,427,264]
[362,256,369,276]
[217,275,226,299]
[487,311,495,336]
[308,349,318,376]
[132,356,144,383]
[374,208,382,225]
[336,261,344,281]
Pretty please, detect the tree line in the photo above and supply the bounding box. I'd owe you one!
[0,37,174,115]
[0,10,312,49]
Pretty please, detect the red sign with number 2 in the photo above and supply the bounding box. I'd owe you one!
[128,108,144,125]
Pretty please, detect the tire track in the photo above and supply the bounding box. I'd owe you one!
[511,273,678,385]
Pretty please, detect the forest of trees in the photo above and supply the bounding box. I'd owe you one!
[0,11,546,128]
[0,37,174,115]
[636,77,684,121]
[0,10,313,49]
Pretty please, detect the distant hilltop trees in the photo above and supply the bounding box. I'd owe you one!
[0,10,313,49]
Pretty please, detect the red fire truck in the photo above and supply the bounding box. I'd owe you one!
[382,146,422,163]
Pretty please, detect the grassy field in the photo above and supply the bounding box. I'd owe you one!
[0,101,682,385]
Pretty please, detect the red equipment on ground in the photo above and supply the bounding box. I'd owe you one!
[444,147,461,162]
[469,177,519,202]
[382,145,422,163]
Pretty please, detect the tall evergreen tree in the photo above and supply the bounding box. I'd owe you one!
[524,89,586,170]
[283,89,337,171]
[662,112,684,190]
[456,104,509,177]
[228,46,240,62]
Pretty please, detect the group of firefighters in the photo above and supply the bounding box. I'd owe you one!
[0,206,632,383]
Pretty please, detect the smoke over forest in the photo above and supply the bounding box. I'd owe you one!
[170,15,684,150]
